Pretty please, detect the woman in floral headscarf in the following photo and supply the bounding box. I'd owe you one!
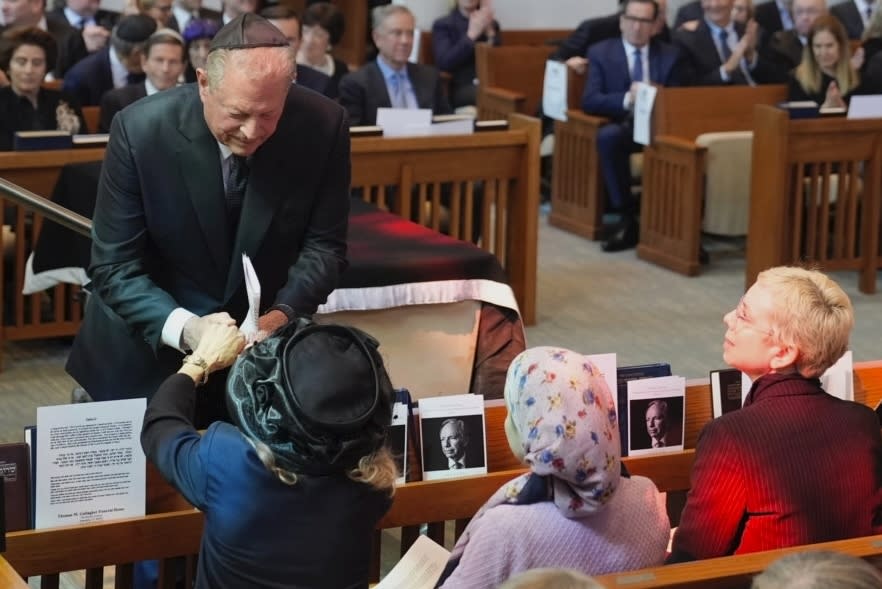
[437,347,670,589]
[0,27,86,150]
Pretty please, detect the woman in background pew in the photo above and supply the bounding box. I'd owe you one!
[141,320,397,589]
[669,267,882,563]
[437,347,670,589]
[788,16,863,108]
[0,27,85,151]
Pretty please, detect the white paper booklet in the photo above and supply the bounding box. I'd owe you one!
[542,59,569,122]
[633,82,658,146]
[35,398,146,529]
[241,253,260,342]
[419,394,487,481]
[391,401,408,485]
[627,375,686,456]
[375,534,450,589]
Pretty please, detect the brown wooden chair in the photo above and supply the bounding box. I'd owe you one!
[475,43,555,121]
[81,106,100,134]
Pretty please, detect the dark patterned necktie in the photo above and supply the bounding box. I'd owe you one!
[631,48,644,83]
[226,154,249,234]
[719,29,732,62]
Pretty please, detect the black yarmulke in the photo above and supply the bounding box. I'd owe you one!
[115,14,158,43]
[209,13,289,53]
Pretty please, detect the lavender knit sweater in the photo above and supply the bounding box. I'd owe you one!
[438,475,670,588]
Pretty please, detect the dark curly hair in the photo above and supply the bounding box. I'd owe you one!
[0,26,57,76]
[303,2,345,46]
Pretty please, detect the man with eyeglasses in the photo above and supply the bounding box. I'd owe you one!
[673,0,776,85]
[581,0,679,252]
[669,266,882,563]
[338,4,451,126]
[762,0,826,82]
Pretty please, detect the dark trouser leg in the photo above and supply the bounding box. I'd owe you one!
[596,123,635,213]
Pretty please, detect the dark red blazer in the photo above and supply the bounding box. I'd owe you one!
[669,373,882,562]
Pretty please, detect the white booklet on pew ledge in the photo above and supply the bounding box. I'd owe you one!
[627,376,686,456]
[376,107,433,137]
[375,534,450,589]
[419,394,487,481]
[35,398,146,529]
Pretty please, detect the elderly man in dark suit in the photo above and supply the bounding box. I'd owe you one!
[673,0,776,85]
[582,0,679,252]
[339,4,451,126]
[762,0,825,82]
[98,28,185,132]
[832,0,875,39]
[669,266,882,562]
[62,13,156,106]
[66,13,350,426]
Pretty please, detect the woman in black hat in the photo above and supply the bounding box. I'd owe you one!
[141,320,397,589]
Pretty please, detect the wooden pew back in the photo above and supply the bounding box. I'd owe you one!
[475,43,555,120]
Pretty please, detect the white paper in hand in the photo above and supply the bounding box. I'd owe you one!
[241,253,261,343]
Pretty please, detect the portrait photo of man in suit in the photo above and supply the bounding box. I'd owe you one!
[440,418,470,469]
[630,396,684,453]
[421,413,487,476]
[66,13,350,426]
[645,399,671,448]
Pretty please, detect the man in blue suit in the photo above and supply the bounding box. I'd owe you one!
[582,0,679,252]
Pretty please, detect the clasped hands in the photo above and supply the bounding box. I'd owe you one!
[724,19,759,75]
[181,309,290,378]
[467,0,496,42]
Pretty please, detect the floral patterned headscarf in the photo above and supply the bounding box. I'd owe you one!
[438,347,621,586]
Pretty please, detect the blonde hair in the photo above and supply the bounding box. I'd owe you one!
[249,438,398,494]
[756,266,853,378]
[795,15,859,96]
[204,44,296,89]
[498,569,604,589]
[752,551,882,589]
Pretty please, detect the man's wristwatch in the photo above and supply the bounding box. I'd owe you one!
[182,353,210,386]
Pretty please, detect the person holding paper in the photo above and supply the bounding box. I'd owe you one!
[437,347,669,588]
[338,4,451,126]
[669,266,882,563]
[66,13,350,426]
[581,0,679,252]
[142,320,396,589]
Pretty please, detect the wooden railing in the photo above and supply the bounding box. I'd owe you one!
[745,105,882,294]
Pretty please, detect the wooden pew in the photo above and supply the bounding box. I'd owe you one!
[0,114,540,367]
[637,85,788,276]
[81,106,100,135]
[475,43,555,121]
[745,105,882,294]
[8,361,882,587]
[593,534,882,589]
[0,556,29,589]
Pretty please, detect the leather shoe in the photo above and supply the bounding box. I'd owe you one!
[602,220,639,252]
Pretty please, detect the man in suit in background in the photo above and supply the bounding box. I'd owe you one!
[1,0,88,77]
[339,4,451,126]
[63,13,156,105]
[674,0,776,86]
[170,0,219,34]
[582,0,679,252]
[260,5,336,99]
[762,0,826,82]
[831,0,875,39]
[99,28,185,132]
[50,0,119,53]
[674,0,703,29]
[66,14,350,426]
[754,0,795,36]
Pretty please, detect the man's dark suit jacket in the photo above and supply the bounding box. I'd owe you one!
[169,7,221,32]
[762,29,804,83]
[297,64,336,99]
[674,20,776,85]
[98,82,146,132]
[1,14,88,78]
[62,46,144,106]
[831,0,865,40]
[550,13,671,63]
[66,83,350,403]
[338,61,453,126]
[670,373,882,561]
[673,1,702,29]
[754,1,786,36]
[49,7,120,31]
[581,37,680,121]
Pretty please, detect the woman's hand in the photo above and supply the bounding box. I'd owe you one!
[182,324,245,384]
[822,80,846,109]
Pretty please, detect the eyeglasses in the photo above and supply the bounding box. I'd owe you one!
[731,296,775,336]
[622,14,656,25]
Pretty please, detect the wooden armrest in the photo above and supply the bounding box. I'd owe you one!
[484,86,526,102]
[564,110,611,129]
[651,135,706,153]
